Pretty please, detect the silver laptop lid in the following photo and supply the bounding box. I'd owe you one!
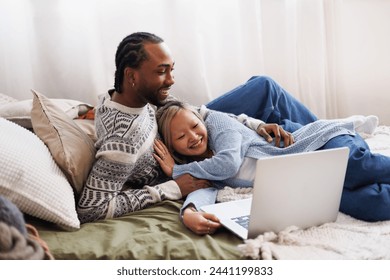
[247,147,349,238]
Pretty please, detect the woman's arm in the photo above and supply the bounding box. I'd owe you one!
[180,188,221,235]
[172,129,245,180]
[200,105,294,147]
[181,187,218,214]
[182,206,221,235]
[154,129,244,181]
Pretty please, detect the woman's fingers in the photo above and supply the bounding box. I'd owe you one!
[201,213,221,234]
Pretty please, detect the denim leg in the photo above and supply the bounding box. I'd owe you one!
[321,134,390,221]
[205,76,318,131]
[341,185,390,221]
[321,134,390,188]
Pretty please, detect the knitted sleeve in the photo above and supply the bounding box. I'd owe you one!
[236,113,265,131]
[181,188,218,213]
[77,137,181,224]
[199,105,264,132]
[172,128,244,181]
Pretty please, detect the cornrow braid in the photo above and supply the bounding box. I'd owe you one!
[113,32,164,93]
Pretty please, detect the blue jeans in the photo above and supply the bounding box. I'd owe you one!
[206,76,318,132]
[321,134,390,221]
[207,75,390,222]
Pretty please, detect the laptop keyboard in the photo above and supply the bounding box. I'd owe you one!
[232,215,250,229]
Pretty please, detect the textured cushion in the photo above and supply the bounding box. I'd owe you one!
[0,93,92,129]
[0,93,18,104]
[31,90,96,195]
[0,99,35,128]
[0,118,80,230]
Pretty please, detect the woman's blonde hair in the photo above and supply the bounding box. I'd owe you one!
[156,100,205,164]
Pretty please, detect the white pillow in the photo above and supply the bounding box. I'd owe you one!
[0,96,92,129]
[0,117,80,230]
[0,93,18,104]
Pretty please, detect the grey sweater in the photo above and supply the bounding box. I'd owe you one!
[174,108,355,211]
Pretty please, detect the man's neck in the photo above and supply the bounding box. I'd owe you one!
[111,91,146,108]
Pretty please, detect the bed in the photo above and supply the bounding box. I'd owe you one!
[0,91,243,260]
[1,92,390,260]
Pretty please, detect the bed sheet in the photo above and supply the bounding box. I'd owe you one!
[28,200,243,260]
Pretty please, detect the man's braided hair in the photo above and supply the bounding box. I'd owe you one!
[113,32,163,93]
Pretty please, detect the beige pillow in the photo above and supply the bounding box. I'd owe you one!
[0,118,80,230]
[74,119,97,142]
[31,90,96,195]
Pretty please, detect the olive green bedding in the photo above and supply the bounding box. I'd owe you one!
[28,200,243,260]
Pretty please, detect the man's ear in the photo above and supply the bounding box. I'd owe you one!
[124,67,136,84]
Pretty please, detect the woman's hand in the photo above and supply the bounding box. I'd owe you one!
[153,139,175,177]
[182,207,221,235]
[256,123,294,147]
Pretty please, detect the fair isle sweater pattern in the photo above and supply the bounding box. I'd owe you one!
[77,95,176,223]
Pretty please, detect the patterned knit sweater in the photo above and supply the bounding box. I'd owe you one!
[77,94,181,223]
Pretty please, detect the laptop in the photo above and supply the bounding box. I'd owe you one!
[200,147,349,239]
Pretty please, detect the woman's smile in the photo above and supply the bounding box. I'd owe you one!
[170,109,208,156]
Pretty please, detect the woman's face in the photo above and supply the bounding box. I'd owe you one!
[169,109,208,157]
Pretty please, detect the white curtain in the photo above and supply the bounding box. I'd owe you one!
[1,0,390,123]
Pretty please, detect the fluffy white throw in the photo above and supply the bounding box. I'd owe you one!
[217,125,390,260]
[237,212,390,260]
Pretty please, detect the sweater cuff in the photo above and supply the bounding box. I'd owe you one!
[159,180,182,200]
[236,114,265,131]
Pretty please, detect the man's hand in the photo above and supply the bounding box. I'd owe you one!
[182,207,221,235]
[174,174,211,196]
[257,123,294,147]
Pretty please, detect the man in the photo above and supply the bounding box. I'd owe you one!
[77,32,316,223]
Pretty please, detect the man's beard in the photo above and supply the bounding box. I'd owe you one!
[138,87,165,107]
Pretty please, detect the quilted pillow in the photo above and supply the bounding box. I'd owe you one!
[0,118,80,230]
[0,92,18,104]
[30,90,96,195]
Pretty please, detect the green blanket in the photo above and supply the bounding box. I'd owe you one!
[29,201,243,260]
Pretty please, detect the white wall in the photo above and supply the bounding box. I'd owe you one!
[1,0,390,124]
[259,0,390,124]
[335,0,390,123]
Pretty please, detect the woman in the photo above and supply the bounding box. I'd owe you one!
[154,100,390,235]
